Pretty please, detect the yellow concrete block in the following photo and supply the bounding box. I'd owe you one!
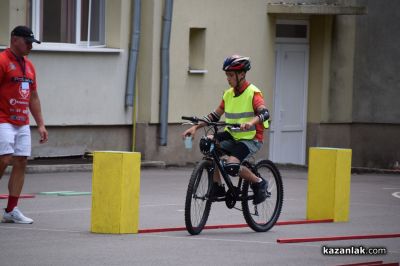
[306,147,352,222]
[91,151,141,233]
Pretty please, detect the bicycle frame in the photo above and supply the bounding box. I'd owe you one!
[208,149,257,202]
[182,116,254,202]
[183,115,284,234]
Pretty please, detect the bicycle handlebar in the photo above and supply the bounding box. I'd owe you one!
[181,116,241,128]
[181,116,198,122]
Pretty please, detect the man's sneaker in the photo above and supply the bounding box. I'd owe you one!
[251,178,268,205]
[2,207,33,224]
[212,182,226,197]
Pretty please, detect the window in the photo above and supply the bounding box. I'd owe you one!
[188,27,207,74]
[29,0,105,46]
[276,20,309,43]
[276,24,307,38]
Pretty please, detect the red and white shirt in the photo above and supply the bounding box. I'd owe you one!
[0,48,37,126]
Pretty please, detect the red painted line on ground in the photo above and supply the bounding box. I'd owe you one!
[276,219,333,225]
[0,194,36,199]
[204,224,247,230]
[138,219,333,234]
[277,233,400,244]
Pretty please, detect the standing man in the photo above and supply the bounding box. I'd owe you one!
[0,26,48,223]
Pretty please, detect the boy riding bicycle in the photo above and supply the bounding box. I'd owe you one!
[182,55,270,204]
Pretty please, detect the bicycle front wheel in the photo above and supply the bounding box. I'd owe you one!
[184,159,213,235]
[242,160,284,232]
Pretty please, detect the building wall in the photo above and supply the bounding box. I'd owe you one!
[31,125,132,157]
[167,0,275,123]
[0,0,27,45]
[350,0,400,168]
[328,15,355,123]
[2,0,396,168]
[353,0,400,123]
[308,0,400,168]
[307,14,355,163]
[136,0,163,124]
[308,15,333,124]
[0,0,134,157]
[1,0,133,127]
[135,0,276,163]
[29,51,132,126]
[351,124,400,168]
[0,0,11,44]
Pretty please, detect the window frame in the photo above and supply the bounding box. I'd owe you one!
[275,20,309,44]
[31,0,106,47]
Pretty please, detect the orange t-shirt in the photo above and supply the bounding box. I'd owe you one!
[0,48,37,125]
[219,81,266,141]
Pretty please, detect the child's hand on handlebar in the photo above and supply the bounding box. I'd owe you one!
[240,122,253,131]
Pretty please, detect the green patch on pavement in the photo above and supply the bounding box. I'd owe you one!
[57,192,92,196]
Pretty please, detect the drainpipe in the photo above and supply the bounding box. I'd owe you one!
[125,0,141,149]
[159,0,173,146]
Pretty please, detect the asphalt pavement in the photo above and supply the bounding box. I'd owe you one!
[0,164,399,266]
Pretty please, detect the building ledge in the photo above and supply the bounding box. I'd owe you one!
[188,69,208,74]
[267,3,367,15]
[0,44,122,53]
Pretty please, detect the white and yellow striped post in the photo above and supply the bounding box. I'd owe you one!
[91,151,141,233]
[306,147,352,222]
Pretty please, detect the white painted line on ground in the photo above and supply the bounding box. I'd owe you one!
[24,208,90,214]
[352,202,400,207]
[2,225,399,255]
[21,204,183,214]
[140,203,182,207]
[283,198,306,201]
[141,234,400,254]
[141,233,319,248]
[0,226,83,234]
[392,192,400,199]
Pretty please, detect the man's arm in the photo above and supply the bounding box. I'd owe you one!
[29,90,48,143]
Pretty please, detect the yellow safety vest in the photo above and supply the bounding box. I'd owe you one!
[223,84,269,140]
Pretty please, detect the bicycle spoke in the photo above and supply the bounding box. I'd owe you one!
[191,171,208,226]
[185,160,213,234]
[254,166,276,222]
[242,160,283,232]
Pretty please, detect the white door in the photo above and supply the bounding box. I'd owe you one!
[269,44,309,165]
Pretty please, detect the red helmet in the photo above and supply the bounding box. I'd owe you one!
[222,55,251,72]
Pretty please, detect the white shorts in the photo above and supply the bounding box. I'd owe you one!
[0,123,31,157]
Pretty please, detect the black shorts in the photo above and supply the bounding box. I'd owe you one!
[216,131,250,162]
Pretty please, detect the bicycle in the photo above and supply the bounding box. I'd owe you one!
[182,116,284,235]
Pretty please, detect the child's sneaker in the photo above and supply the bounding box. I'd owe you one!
[2,207,33,224]
[251,178,268,205]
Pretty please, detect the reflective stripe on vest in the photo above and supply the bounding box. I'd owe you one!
[223,84,260,140]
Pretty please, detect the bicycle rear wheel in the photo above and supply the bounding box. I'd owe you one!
[242,160,284,232]
[184,159,213,235]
